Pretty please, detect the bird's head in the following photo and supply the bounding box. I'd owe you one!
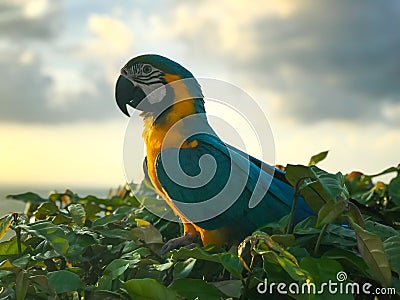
[115,54,204,116]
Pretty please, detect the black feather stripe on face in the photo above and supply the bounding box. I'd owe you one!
[122,63,164,85]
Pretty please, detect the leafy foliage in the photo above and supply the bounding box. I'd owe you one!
[0,155,399,299]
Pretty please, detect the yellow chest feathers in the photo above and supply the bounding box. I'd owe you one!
[141,74,201,189]
[143,100,199,186]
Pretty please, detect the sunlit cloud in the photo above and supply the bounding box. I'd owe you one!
[79,14,135,87]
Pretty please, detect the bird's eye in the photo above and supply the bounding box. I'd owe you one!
[143,65,152,74]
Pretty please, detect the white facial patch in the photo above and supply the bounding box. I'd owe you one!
[121,63,167,105]
[138,82,166,104]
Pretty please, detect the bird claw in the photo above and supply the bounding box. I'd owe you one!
[160,232,199,256]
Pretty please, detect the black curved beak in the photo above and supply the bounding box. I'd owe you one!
[115,75,146,116]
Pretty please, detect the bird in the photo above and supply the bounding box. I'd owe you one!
[115,54,314,255]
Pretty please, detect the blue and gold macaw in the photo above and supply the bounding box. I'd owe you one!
[115,54,314,254]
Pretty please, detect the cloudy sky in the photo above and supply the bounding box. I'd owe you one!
[1,0,399,189]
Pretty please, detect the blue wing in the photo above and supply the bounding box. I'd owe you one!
[155,133,314,239]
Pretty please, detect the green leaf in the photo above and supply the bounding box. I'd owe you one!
[317,199,346,227]
[310,166,350,200]
[134,180,178,222]
[241,231,307,281]
[78,195,126,207]
[7,192,48,204]
[262,251,307,281]
[219,252,243,279]
[346,202,365,228]
[211,280,242,298]
[0,239,27,256]
[366,166,399,179]
[300,257,352,300]
[322,224,357,248]
[97,274,113,290]
[365,220,400,241]
[285,165,349,212]
[168,247,221,263]
[169,246,243,278]
[29,275,50,293]
[0,214,13,240]
[392,277,400,297]
[104,259,130,279]
[350,221,392,287]
[270,234,296,246]
[52,214,72,225]
[251,232,297,258]
[0,259,22,274]
[153,261,174,272]
[124,278,178,300]
[388,176,400,206]
[35,202,60,219]
[90,290,128,299]
[293,216,320,235]
[66,231,96,257]
[301,256,342,279]
[0,269,13,279]
[383,235,400,277]
[322,248,369,276]
[169,278,226,300]
[95,228,133,240]
[0,287,15,299]
[83,203,102,221]
[91,213,126,228]
[308,150,329,166]
[129,247,151,258]
[47,270,83,294]
[132,224,163,244]
[11,255,30,269]
[173,257,196,280]
[15,270,28,300]
[19,221,69,256]
[287,247,310,261]
[260,214,290,233]
[68,204,86,226]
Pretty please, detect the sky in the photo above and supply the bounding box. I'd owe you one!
[0,0,399,190]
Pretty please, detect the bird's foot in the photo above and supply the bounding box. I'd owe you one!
[160,232,200,256]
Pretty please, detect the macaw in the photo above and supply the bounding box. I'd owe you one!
[115,54,314,254]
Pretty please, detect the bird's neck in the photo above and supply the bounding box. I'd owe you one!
[141,75,207,141]
[141,98,207,141]
[141,75,211,169]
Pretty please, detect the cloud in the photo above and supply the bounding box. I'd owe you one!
[2,0,399,126]
[0,8,129,124]
[246,0,400,123]
[149,0,300,61]
[0,49,120,124]
[0,0,62,40]
[86,14,133,59]
[150,0,400,125]
[77,13,135,84]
